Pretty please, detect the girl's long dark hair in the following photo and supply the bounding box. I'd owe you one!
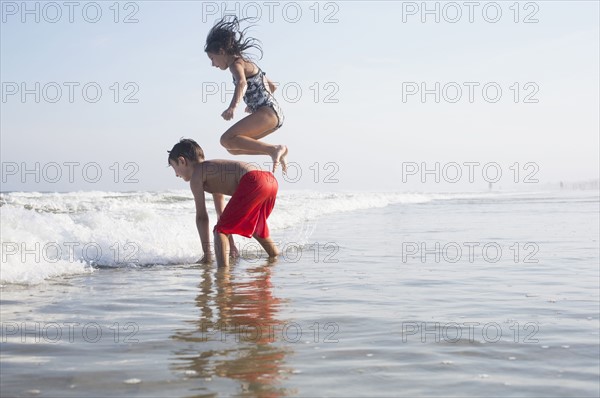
[204,15,263,60]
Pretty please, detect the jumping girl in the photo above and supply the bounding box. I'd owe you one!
[205,16,288,173]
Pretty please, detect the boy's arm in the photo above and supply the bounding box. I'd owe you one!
[191,178,211,263]
[212,193,239,258]
[212,193,226,219]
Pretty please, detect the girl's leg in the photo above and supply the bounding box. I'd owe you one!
[225,127,277,155]
[226,149,264,155]
[221,107,288,172]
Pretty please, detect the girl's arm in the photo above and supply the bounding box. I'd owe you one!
[266,76,277,94]
[223,60,247,119]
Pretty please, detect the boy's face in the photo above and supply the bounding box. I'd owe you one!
[169,157,193,182]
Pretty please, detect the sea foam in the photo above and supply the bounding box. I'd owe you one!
[1,190,514,284]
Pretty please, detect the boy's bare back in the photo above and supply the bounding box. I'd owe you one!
[168,138,279,266]
[193,160,261,196]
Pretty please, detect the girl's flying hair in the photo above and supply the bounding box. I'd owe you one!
[204,15,263,60]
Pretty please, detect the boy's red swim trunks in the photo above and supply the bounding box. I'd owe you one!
[215,170,278,239]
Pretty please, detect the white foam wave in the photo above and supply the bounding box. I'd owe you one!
[1,189,512,284]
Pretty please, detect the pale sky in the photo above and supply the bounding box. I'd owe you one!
[1,1,598,192]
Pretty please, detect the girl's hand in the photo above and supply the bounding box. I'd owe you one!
[221,107,235,121]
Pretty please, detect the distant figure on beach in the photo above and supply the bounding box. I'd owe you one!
[168,138,279,267]
[205,15,288,173]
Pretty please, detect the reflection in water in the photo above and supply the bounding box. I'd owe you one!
[171,262,295,397]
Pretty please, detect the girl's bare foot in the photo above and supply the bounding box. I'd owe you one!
[279,146,288,174]
[271,145,288,174]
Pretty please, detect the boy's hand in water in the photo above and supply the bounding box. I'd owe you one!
[221,107,235,120]
[197,254,212,264]
[229,236,240,259]
[230,245,239,259]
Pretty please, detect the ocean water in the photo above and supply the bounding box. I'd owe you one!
[1,189,599,397]
[0,190,501,284]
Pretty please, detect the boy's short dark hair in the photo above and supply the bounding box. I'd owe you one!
[168,138,205,165]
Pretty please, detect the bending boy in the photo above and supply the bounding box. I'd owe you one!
[168,138,279,267]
